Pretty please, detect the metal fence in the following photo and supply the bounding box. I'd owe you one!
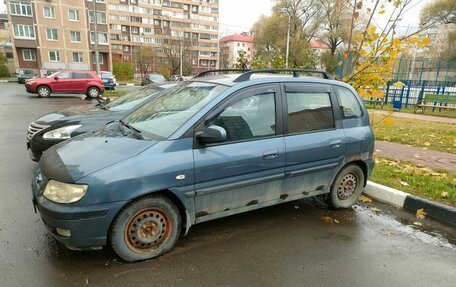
[383,80,456,108]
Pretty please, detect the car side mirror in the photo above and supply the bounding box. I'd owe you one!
[196,125,226,144]
[54,76,59,80]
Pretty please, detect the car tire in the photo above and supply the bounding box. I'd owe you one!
[87,87,100,99]
[37,86,51,97]
[327,164,365,209]
[110,195,182,262]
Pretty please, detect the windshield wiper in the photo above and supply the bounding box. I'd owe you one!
[119,120,144,139]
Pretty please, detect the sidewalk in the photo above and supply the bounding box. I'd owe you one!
[371,110,456,124]
[375,140,456,174]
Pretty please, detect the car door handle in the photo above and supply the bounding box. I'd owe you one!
[330,140,342,149]
[263,150,279,160]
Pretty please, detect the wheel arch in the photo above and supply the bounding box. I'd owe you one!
[107,189,191,244]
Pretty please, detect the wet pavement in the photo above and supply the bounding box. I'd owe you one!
[0,83,455,287]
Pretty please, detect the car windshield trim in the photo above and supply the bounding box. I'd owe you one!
[123,81,229,140]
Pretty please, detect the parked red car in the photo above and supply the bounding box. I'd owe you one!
[25,71,104,98]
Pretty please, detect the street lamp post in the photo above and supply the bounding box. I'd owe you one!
[285,12,290,69]
[279,8,291,68]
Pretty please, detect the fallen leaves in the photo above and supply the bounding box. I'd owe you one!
[359,194,373,203]
[400,181,409,187]
[383,230,395,236]
[416,208,427,219]
[441,192,449,198]
[413,222,423,226]
[321,214,340,224]
[371,207,382,213]
[423,141,431,147]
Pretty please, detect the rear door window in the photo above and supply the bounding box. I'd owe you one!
[73,73,93,79]
[285,87,335,134]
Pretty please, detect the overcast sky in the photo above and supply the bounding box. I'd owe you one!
[1,0,435,35]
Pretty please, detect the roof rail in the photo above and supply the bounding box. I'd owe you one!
[195,69,251,78]
[233,69,334,82]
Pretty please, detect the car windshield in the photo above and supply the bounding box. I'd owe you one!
[104,85,165,112]
[124,82,229,140]
[147,74,166,82]
[47,72,60,78]
[101,72,112,79]
[20,70,33,76]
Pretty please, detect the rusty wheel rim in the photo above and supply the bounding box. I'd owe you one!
[124,208,172,253]
[337,173,357,200]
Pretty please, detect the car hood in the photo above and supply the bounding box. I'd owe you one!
[35,104,111,122]
[39,123,157,182]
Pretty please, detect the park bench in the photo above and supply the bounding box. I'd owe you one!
[362,95,384,109]
[414,93,456,113]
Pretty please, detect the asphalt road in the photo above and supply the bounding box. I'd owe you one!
[0,83,455,287]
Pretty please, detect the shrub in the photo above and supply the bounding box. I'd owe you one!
[112,61,134,81]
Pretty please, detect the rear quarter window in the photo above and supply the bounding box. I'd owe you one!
[335,86,363,119]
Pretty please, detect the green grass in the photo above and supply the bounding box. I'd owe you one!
[370,112,456,154]
[0,77,17,81]
[371,158,456,207]
[368,104,456,119]
[103,90,128,98]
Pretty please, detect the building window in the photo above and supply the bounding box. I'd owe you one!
[49,51,61,62]
[92,53,104,64]
[43,6,55,19]
[9,2,32,17]
[22,49,36,61]
[68,9,79,21]
[46,29,58,41]
[70,31,81,43]
[12,24,35,39]
[90,32,108,45]
[72,52,83,63]
[88,11,107,24]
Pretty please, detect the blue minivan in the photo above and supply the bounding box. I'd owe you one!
[32,70,375,262]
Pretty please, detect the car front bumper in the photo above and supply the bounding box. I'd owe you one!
[27,136,63,161]
[31,168,126,250]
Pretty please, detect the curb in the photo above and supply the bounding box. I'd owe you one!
[117,83,141,86]
[0,80,18,83]
[364,181,456,226]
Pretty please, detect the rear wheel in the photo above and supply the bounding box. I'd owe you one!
[87,87,100,99]
[327,164,365,209]
[110,195,181,262]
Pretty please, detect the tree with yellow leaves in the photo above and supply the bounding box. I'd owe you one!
[341,0,431,99]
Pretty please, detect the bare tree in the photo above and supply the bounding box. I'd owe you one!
[134,45,156,80]
[163,36,194,76]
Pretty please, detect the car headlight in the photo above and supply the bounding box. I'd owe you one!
[26,80,35,84]
[43,180,88,203]
[42,125,82,139]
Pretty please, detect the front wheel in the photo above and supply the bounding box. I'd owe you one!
[87,87,100,99]
[327,164,365,209]
[37,86,51,97]
[110,195,182,262]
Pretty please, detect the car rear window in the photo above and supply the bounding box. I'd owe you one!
[73,73,93,79]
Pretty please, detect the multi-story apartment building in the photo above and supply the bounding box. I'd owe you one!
[219,33,253,69]
[107,0,219,74]
[6,0,219,76]
[0,13,15,73]
[6,0,109,76]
